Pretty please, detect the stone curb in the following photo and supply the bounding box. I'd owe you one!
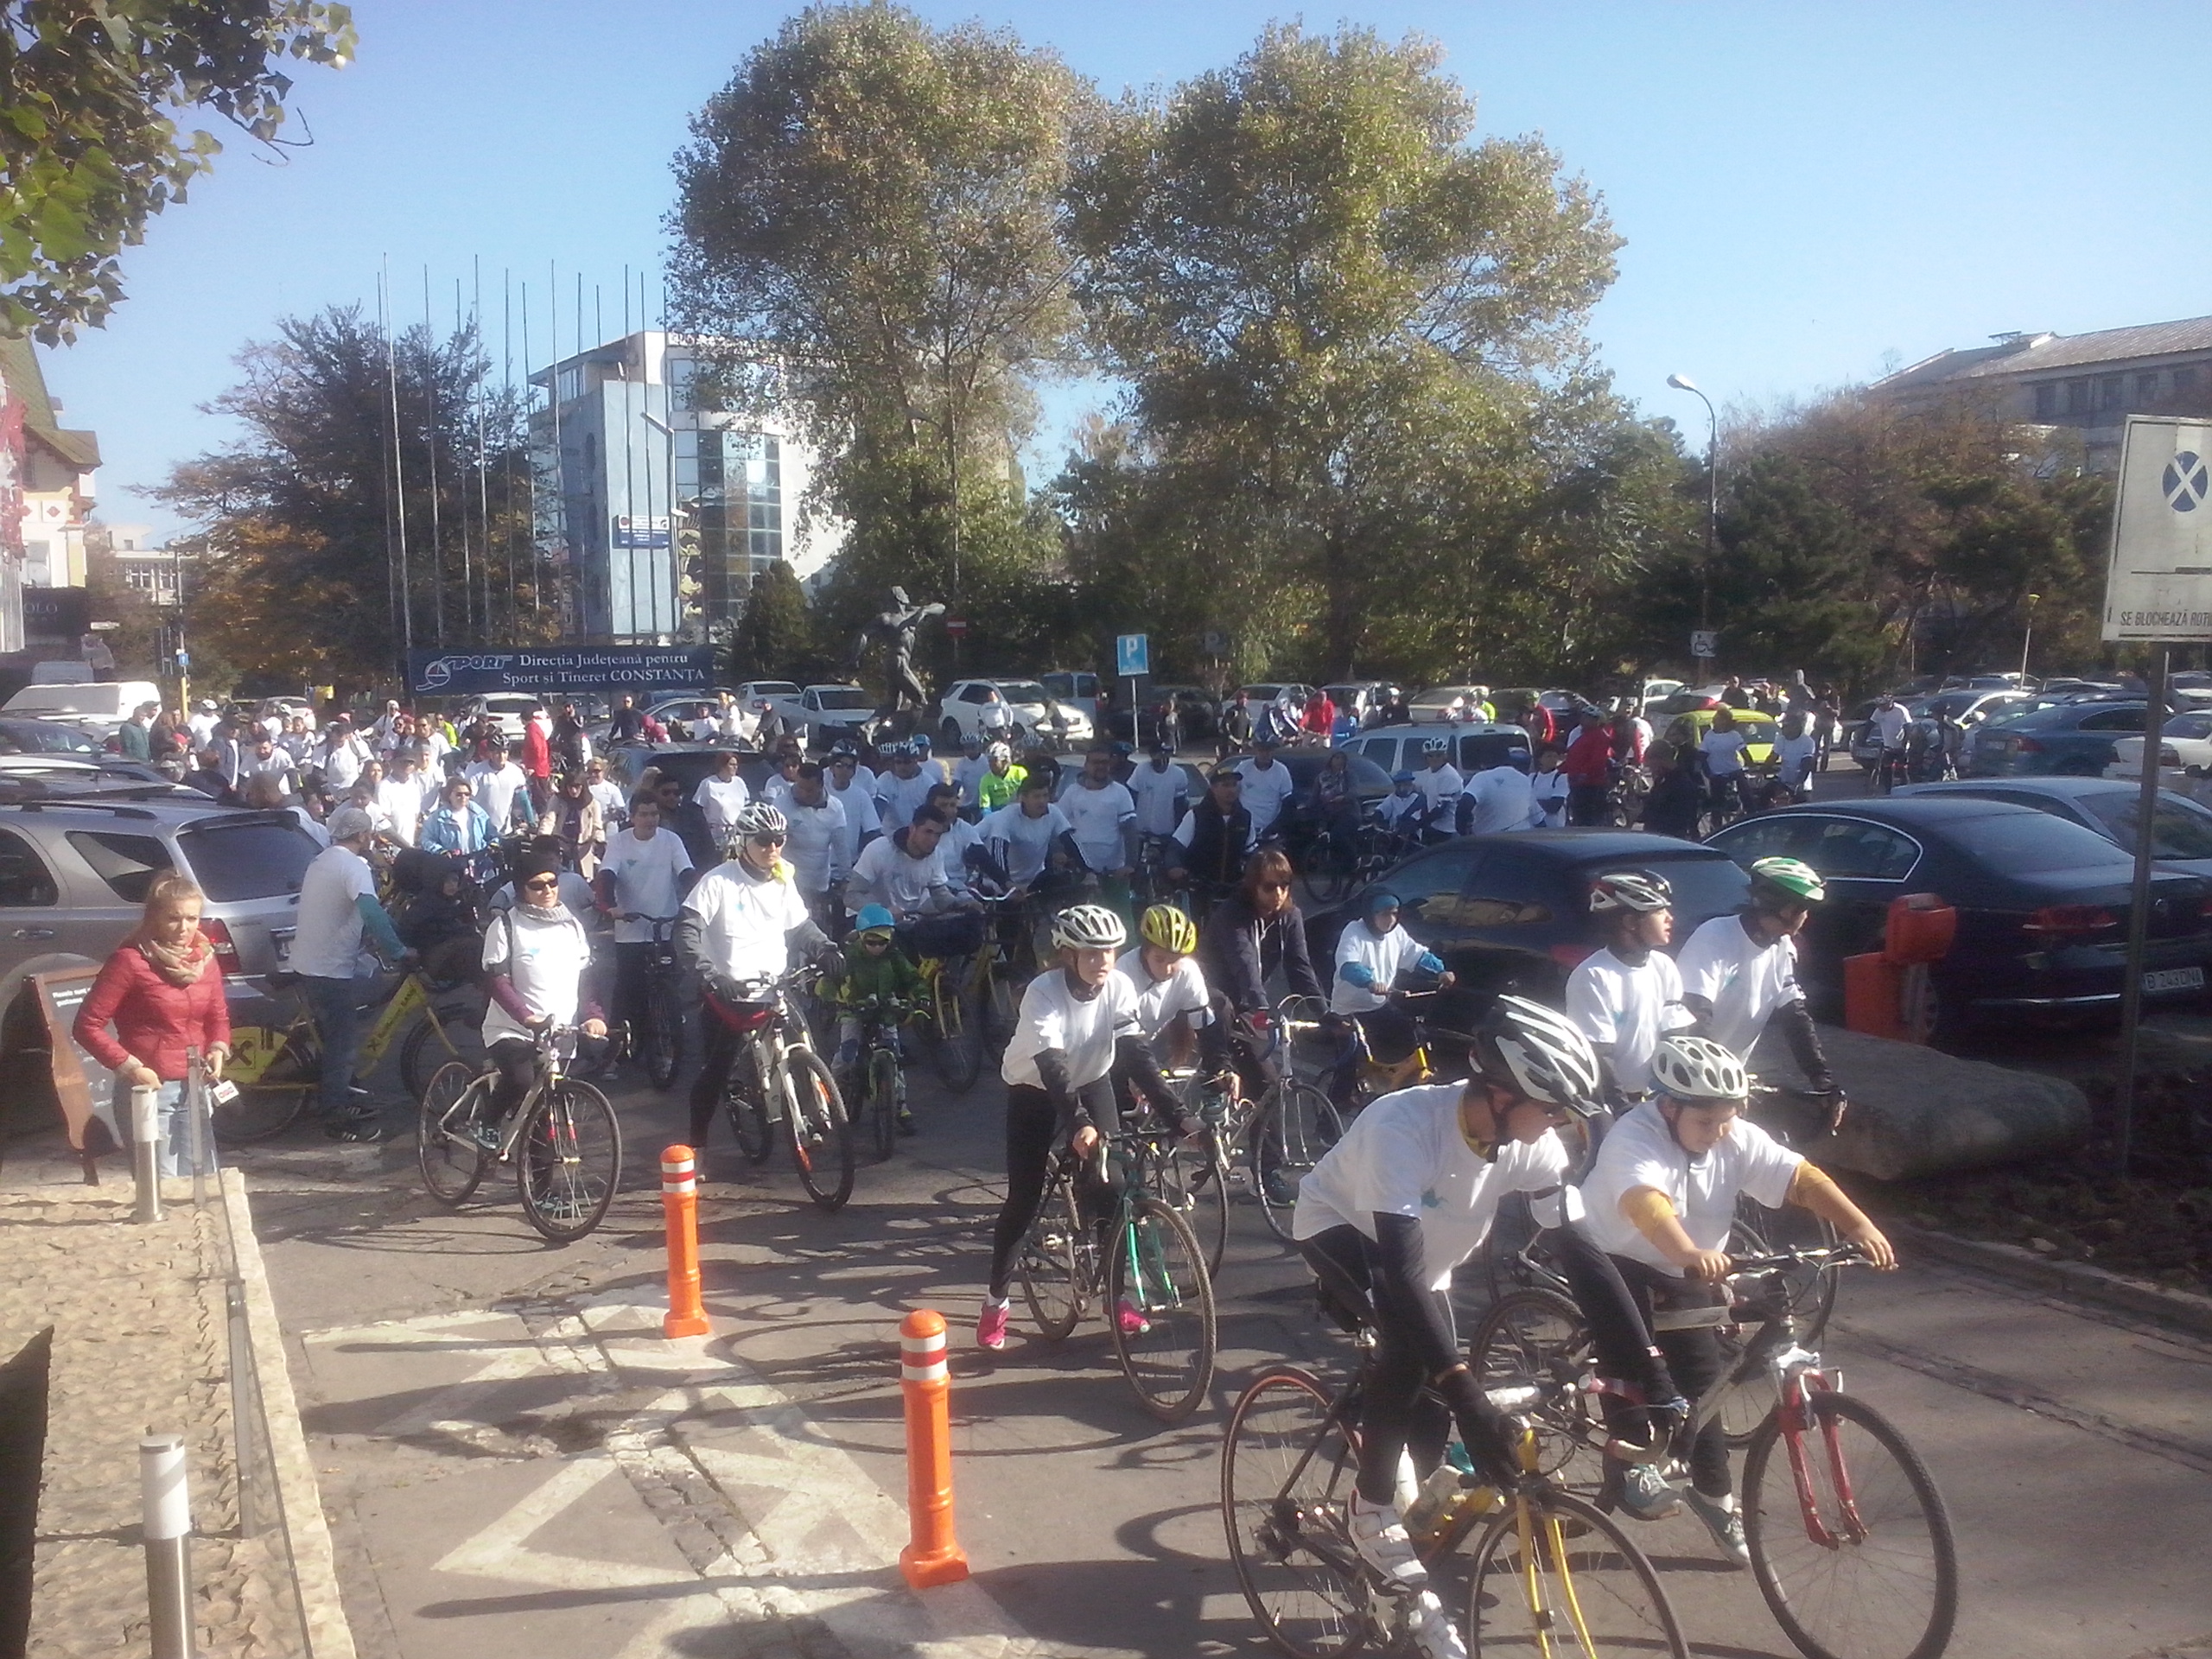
[1893,1220,2212,1342]
[219,1167,359,1659]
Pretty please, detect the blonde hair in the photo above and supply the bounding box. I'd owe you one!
[137,870,206,936]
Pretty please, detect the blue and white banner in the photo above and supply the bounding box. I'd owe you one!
[406,646,715,698]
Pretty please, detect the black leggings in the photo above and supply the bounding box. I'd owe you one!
[1601,1255,1730,1497]
[986,1078,1119,1299]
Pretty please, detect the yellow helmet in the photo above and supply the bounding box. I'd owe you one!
[1139,903,1198,956]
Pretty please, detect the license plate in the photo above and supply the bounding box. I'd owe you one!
[270,929,294,964]
[2143,967,2204,993]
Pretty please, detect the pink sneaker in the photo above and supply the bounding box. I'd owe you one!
[976,1301,1010,1351]
[1116,1298,1152,1337]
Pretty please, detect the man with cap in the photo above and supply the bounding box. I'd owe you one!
[290,806,414,1141]
[1230,734,1296,842]
[1127,737,1191,847]
[480,843,608,1140]
[907,730,952,790]
[873,742,938,836]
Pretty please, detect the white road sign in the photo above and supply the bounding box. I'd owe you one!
[2102,416,2212,640]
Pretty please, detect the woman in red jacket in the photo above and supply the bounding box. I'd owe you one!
[74,870,232,1175]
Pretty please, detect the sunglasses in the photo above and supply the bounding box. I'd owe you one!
[523,875,560,891]
[747,832,787,847]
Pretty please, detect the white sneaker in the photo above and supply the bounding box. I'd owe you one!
[1347,1495,1427,1588]
[1412,1592,1469,1659]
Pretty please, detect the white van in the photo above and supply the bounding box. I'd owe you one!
[2,679,163,722]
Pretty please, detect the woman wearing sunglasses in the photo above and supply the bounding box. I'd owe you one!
[1198,849,1325,1117]
[481,847,608,1137]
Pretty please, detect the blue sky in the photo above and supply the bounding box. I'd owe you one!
[43,0,2212,543]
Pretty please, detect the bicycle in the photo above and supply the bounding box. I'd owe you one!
[219,964,484,1143]
[912,912,990,1093]
[1298,809,1395,907]
[968,888,1037,1051]
[616,914,686,1091]
[1014,1124,1218,1423]
[1222,1311,1690,1659]
[846,993,915,1163]
[1323,988,1457,1116]
[1230,998,1349,1243]
[715,966,855,1212]
[1470,1243,1959,1659]
[415,1026,623,1242]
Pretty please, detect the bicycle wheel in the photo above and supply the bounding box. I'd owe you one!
[1108,1195,1217,1424]
[1017,1173,1087,1341]
[782,1047,855,1211]
[868,1046,900,1163]
[1220,1367,1374,1659]
[982,960,1023,1046]
[642,975,685,1091]
[931,975,982,1093]
[1252,1082,1344,1243]
[416,1061,489,1207]
[1159,1137,1230,1278]
[213,1060,314,1143]
[1743,1389,1958,1659]
[1467,1289,1606,1492]
[726,1063,775,1164]
[515,1079,622,1243]
[1299,834,1349,905]
[1466,1487,1692,1658]
[400,1001,485,1103]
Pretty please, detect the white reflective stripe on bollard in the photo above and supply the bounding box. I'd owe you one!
[140,1434,189,1538]
[141,1433,194,1659]
[900,1332,949,1384]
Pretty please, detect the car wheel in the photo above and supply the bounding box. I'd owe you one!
[940,717,962,747]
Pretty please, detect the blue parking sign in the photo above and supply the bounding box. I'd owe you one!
[1116,633,1149,677]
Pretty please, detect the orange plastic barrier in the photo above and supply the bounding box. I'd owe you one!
[1843,953,1906,1039]
[661,1146,709,1338]
[1883,893,1957,965]
[897,1308,969,1588]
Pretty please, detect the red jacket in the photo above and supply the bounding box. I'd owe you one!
[73,946,232,1083]
[521,721,553,780]
[1562,725,1616,788]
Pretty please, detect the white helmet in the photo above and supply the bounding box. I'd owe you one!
[1588,869,1674,915]
[986,741,1012,766]
[1422,737,1449,754]
[731,800,787,843]
[1472,995,1602,1115]
[1051,903,1127,950]
[1649,1033,1749,1103]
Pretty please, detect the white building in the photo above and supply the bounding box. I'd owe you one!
[531,331,843,643]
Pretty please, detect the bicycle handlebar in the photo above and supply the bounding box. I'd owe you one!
[1724,1241,1871,1277]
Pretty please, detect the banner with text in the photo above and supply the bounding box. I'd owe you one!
[406,646,715,698]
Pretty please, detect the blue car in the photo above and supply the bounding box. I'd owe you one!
[1966,701,2148,777]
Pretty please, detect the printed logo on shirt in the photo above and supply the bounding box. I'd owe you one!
[1421,1187,1441,1210]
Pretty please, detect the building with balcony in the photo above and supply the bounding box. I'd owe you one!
[0,336,102,656]
[530,331,842,643]
[1870,314,2212,468]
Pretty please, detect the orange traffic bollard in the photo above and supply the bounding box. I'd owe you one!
[661,1146,709,1338]
[897,1308,969,1588]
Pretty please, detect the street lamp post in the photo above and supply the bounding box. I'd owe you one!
[1668,373,1719,639]
[2019,592,2042,683]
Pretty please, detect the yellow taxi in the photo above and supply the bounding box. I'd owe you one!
[1662,707,1779,768]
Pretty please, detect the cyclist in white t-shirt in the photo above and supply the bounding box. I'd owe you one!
[693,749,753,849]
[1056,746,1138,911]
[1564,870,1692,1104]
[1673,856,1834,1096]
[1324,887,1453,1107]
[1230,736,1297,842]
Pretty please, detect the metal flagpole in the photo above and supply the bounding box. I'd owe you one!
[476,258,493,640]
[621,266,639,643]
[422,266,445,646]
[454,276,474,639]
[382,257,414,664]
[375,267,400,684]
[2114,648,2166,1178]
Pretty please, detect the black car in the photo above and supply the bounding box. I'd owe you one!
[1705,796,2212,1031]
[1894,776,2212,880]
[1304,831,1753,1030]
[1109,684,1222,747]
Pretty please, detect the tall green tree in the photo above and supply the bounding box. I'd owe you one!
[1065,23,1625,679]
[669,3,1090,647]
[725,558,812,683]
[2,1,353,341]
[156,305,556,696]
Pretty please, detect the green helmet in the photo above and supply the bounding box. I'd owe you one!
[1748,855,1825,907]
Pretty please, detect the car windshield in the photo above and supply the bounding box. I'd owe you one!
[2164,713,2212,740]
[175,817,323,901]
[996,682,1048,703]
[2076,791,2212,860]
[813,689,873,710]
[1945,811,2133,874]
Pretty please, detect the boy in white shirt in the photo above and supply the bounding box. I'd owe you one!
[593,794,697,1061]
[1056,746,1138,907]
[1674,856,1833,1093]
[1325,887,1453,1106]
[1412,741,1463,836]
[1126,740,1191,841]
[1564,870,1691,1102]
[982,776,1075,894]
[1230,736,1296,841]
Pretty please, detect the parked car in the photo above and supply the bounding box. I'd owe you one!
[1893,777,2212,881]
[1255,750,1394,854]
[0,753,178,790]
[791,683,876,749]
[1846,691,2028,770]
[937,679,1095,751]
[734,681,806,731]
[644,694,749,744]
[1338,723,1534,778]
[0,718,103,759]
[1039,671,1104,710]
[1,797,327,1127]
[1319,681,1399,731]
[1304,831,1752,1032]
[1705,796,2212,1031]
[0,679,164,730]
[461,692,543,739]
[2108,709,2212,777]
[1407,684,1491,724]
[1637,678,1685,714]
[1965,701,2149,776]
[1108,683,1223,748]
[1490,688,1605,746]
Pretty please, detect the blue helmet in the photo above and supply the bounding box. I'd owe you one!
[1391,769,1416,785]
[855,904,896,934]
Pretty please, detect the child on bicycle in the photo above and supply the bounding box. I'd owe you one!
[1322,887,1455,1110]
[830,904,927,1134]
[1117,904,1239,1115]
[1578,1032,1895,1565]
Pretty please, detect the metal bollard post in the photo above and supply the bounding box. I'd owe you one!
[131,1085,162,1224]
[660,1146,709,1338]
[897,1308,969,1588]
[185,1047,207,1212]
[140,1433,195,1659]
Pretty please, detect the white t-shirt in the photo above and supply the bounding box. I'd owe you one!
[1058,778,1136,872]
[466,760,527,831]
[982,803,1070,887]
[320,734,367,791]
[695,772,753,838]
[848,832,952,918]
[377,777,426,845]
[1127,762,1189,838]
[1870,705,1910,748]
[1001,968,1141,1090]
[680,859,812,985]
[588,778,626,830]
[1114,947,1213,1040]
[1292,1084,1573,1292]
[1700,730,1750,778]
[936,814,984,896]
[1530,768,1570,827]
[1564,947,1689,1093]
[827,777,879,866]
[1674,914,1804,1058]
[1232,759,1296,836]
[760,771,798,812]
[1772,732,1817,779]
[291,844,378,979]
[782,796,849,894]
[1331,920,1433,1015]
[480,903,596,1047]
[600,828,695,944]
[1465,765,1538,836]
[874,770,938,836]
[953,754,988,810]
[1580,1099,1803,1274]
[1414,762,1465,815]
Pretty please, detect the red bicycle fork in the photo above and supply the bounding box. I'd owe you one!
[1779,1371,1868,1549]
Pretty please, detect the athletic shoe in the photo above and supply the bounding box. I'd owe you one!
[1346,1495,1427,1588]
[1615,1461,1681,1522]
[324,1113,385,1144]
[896,1107,918,1136]
[1115,1298,1151,1337]
[976,1300,1010,1351]
[1411,1594,1469,1659]
[1681,1487,1750,1569]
